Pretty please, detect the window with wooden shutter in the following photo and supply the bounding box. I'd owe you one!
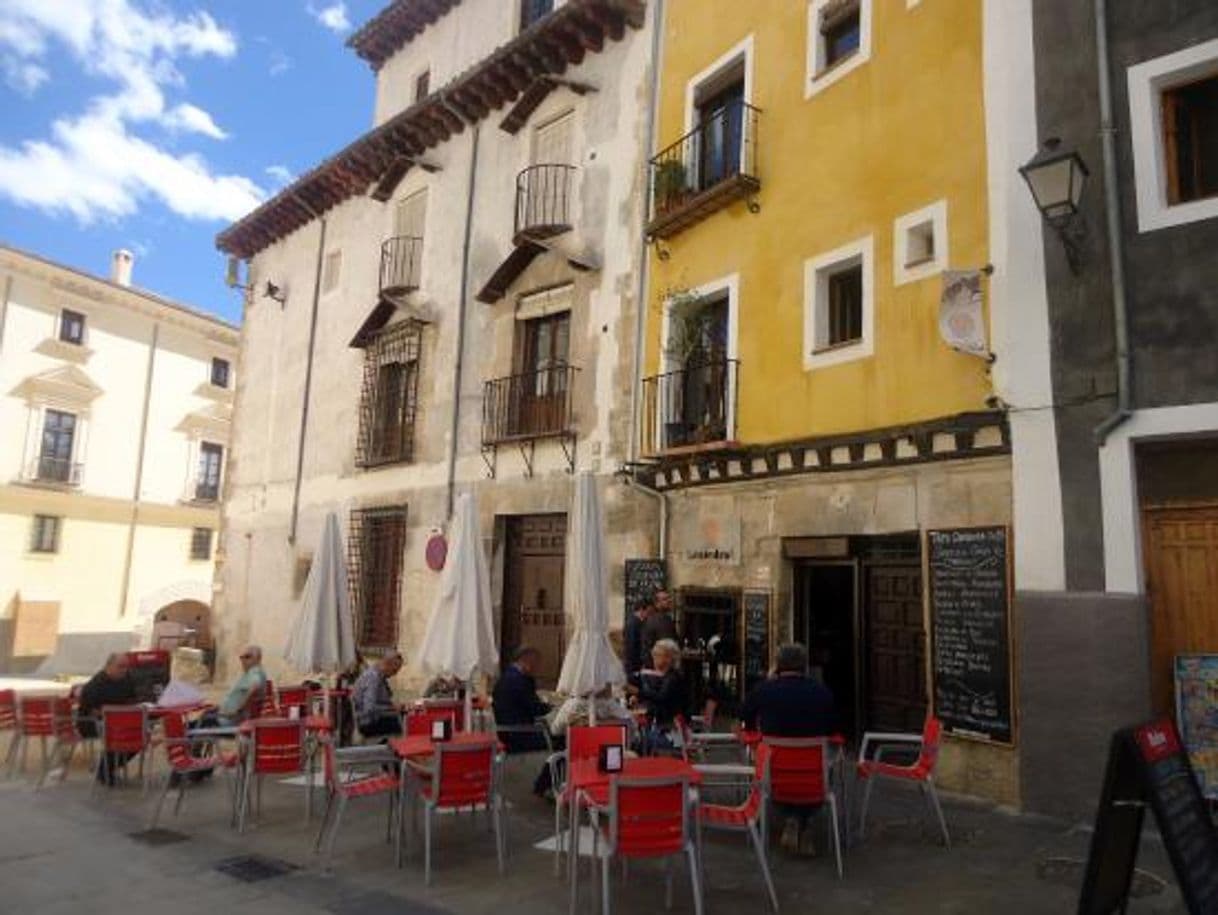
[322,249,342,294]
[1162,74,1218,205]
[394,188,428,238]
[533,111,574,166]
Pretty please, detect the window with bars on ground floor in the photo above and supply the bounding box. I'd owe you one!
[190,527,213,560]
[356,321,422,467]
[347,506,407,649]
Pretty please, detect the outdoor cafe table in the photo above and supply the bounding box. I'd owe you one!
[565,756,704,909]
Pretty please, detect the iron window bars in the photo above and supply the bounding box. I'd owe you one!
[347,505,408,649]
[356,321,423,468]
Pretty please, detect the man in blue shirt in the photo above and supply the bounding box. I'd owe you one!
[739,643,836,855]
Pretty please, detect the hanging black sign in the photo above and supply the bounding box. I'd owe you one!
[928,526,1013,744]
[1080,718,1218,914]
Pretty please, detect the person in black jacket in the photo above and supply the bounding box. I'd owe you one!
[622,598,653,680]
[627,638,687,753]
[77,653,138,785]
[641,590,677,658]
[492,646,554,796]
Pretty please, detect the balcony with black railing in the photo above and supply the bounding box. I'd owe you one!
[379,235,423,298]
[482,363,579,446]
[647,100,761,240]
[515,164,576,245]
[640,359,739,455]
[24,456,82,487]
[193,479,220,503]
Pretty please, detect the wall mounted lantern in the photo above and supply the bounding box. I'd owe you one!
[1019,137,1089,273]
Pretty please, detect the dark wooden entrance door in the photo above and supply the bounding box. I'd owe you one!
[864,564,927,732]
[1142,504,1218,715]
[502,514,567,689]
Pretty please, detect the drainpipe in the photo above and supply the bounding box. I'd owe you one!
[440,93,481,520]
[288,193,327,544]
[625,474,668,560]
[1092,0,1132,444]
[0,273,12,352]
[118,322,160,617]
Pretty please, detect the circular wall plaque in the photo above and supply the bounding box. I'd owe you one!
[425,533,448,571]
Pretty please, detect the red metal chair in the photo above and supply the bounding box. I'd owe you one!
[0,690,19,776]
[255,680,279,718]
[95,705,151,792]
[760,737,844,877]
[148,712,240,828]
[238,718,305,832]
[590,775,704,915]
[9,696,57,778]
[35,699,80,789]
[856,715,950,848]
[314,737,399,869]
[697,748,779,911]
[550,723,629,876]
[404,705,459,737]
[276,685,310,720]
[407,739,504,886]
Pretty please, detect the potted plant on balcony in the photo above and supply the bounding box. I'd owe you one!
[653,159,690,214]
[661,288,715,448]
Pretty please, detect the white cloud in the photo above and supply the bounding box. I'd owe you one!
[308,2,352,34]
[265,164,294,186]
[0,0,262,224]
[268,49,292,76]
[2,55,46,95]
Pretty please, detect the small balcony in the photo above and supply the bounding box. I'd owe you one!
[192,480,220,503]
[24,456,82,487]
[646,101,761,240]
[482,364,578,446]
[515,164,576,245]
[640,359,739,455]
[379,235,423,298]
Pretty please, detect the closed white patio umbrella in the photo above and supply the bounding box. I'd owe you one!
[557,472,624,722]
[416,491,498,728]
[284,511,357,678]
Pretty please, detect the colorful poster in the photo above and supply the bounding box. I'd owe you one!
[1174,653,1218,800]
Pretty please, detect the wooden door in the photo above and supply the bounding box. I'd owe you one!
[502,514,567,689]
[864,564,927,732]
[1143,505,1218,714]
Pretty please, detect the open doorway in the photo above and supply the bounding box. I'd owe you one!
[500,513,566,689]
[793,562,858,739]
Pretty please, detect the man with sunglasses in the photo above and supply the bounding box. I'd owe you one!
[213,645,267,725]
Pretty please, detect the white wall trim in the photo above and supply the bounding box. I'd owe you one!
[1128,38,1218,233]
[805,0,872,100]
[802,235,875,371]
[1100,402,1218,594]
[982,0,1065,591]
[893,199,949,286]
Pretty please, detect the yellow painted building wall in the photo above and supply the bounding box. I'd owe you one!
[647,0,993,443]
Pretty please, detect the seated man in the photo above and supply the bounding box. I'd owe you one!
[493,647,553,795]
[739,642,836,855]
[203,645,267,727]
[353,651,404,741]
[77,653,137,785]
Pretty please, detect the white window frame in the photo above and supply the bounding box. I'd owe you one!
[1128,38,1218,233]
[803,235,875,371]
[805,0,872,100]
[659,273,740,441]
[893,199,949,286]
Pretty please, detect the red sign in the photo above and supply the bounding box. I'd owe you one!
[425,534,447,571]
[1134,718,1183,764]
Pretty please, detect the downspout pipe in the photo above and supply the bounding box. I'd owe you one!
[624,473,667,560]
[1093,0,1132,445]
[440,92,480,520]
[288,192,327,544]
[118,322,159,617]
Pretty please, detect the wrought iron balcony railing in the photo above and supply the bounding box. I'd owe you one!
[25,456,82,487]
[640,358,739,454]
[193,479,220,502]
[482,363,578,446]
[647,100,761,240]
[379,235,423,297]
[515,164,576,244]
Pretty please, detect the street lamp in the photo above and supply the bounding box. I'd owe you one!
[1019,137,1089,272]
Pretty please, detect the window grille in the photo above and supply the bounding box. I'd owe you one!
[190,527,213,560]
[347,506,408,649]
[356,321,422,467]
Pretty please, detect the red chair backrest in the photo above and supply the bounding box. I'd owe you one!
[20,697,56,737]
[161,712,195,770]
[432,742,494,808]
[256,680,278,718]
[406,706,458,737]
[610,777,690,859]
[761,738,830,806]
[567,724,628,766]
[917,716,943,772]
[0,690,17,730]
[50,698,76,741]
[277,686,309,718]
[250,720,304,775]
[102,706,148,754]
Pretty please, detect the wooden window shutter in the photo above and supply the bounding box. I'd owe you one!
[1163,89,1183,205]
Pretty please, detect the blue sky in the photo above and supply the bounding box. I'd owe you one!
[0,0,390,324]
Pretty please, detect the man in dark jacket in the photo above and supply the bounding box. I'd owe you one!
[492,646,554,796]
[641,589,677,657]
[739,643,836,855]
[77,653,138,785]
[622,599,653,680]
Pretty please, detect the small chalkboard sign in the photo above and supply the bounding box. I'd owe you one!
[741,590,770,691]
[1080,718,1218,914]
[928,527,1013,744]
[624,559,666,624]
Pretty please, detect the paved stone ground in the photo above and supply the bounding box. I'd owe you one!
[0,748,1191,914]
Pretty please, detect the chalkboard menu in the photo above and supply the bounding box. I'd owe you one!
[624,559,666,624]
[928,527,1013,744]
[742,590,770,690]
[1080,718,1218,914]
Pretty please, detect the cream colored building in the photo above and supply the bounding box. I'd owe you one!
[0,245,239,675]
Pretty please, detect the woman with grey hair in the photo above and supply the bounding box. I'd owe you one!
[627,638,688,753]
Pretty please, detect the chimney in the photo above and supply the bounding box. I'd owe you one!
[110,249,134,287]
